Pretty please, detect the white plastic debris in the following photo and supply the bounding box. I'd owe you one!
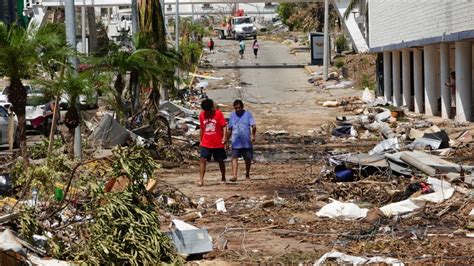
[215,198,227,213]
[315,251,404,265]
[322,100,340,107]
[369,138,400,155]
[171,219,199,231]
[0,229,25,254]
[316,199,369,220]
[28,254,71,266]
[380,177,455,217]
[469,208,474,217]
[375,110,392,122]
[195,81,209,89]
[361,87,375,103]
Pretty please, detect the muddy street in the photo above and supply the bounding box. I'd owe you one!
[159,39,474,264]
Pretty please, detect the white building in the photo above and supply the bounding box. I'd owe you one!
[369,0,474,122]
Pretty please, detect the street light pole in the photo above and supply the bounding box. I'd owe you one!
[175,0,179,52]
[131,0,139,34]
[65,0,82,160]
[323,0,329,81]
[81,0,87,54]
[174,0,179,98]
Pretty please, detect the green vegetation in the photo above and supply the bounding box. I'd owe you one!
[277,2,337,32]
[0,22,65,160]
[335,35,348,52]
[277,3,297,30]
[361,73,376,90]
[334,57,346,69]
[73,146,181,264]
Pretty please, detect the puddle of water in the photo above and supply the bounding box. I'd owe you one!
[254,150,323,162]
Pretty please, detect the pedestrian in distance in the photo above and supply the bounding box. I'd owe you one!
[226,100,257,181]
[252,39,260,59]
[198,99,228,186]
[239,39,245,59]
[208,38,215,54]
[445,71,456,119]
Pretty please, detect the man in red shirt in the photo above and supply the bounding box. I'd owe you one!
[198,99,228,186]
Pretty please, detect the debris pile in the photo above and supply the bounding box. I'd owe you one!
[307,69,354,90]
[0,146,188,264]
[301,90,474,263]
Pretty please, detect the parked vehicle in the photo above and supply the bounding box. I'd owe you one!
[1,86,59,136]
[0,105,18,148]
[25,89,55,136]
[215,10,257,40]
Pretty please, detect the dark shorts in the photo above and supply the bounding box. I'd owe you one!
[200,147,227,162]
[231,148,253,160]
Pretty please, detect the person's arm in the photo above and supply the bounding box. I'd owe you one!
[222,126,228,145]
[249,112,257,143]
[251,124,257,144]
[199,113,204,142]
[225,126,232,143]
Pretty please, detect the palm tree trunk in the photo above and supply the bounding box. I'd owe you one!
[17,114,28,161]
[114,73,125,124]
[47,96,60,154]
[139,0,169,100]
[7,79,28,164]
[64,106,80,158]
[130,70,139,113]
[87,7,98,54]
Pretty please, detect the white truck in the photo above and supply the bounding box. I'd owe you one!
[215,16,257,40]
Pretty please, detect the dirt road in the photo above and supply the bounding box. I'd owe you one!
[160,39,474,264]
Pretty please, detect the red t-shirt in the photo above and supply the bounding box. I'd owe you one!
[199,109,227,148]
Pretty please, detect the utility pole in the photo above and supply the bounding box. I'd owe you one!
[174,0,179,100]
[131,0,138,34]
[175,0,179,52]
[81,0,87,54]
[65,0,82,160]
[323,0,329,81]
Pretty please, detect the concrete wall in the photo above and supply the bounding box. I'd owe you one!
[369,0,474,50]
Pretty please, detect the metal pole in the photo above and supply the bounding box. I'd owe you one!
[175,0,180,94]
[131,0,138,34]
[323,0,329,81]
[81,0,87,54]
[175,0,179,51]
[191,3,194,22]
[65,0,82,160]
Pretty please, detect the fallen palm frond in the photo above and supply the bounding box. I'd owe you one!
[72,146,182,264]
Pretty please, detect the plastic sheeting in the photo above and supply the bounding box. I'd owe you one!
[0,229,25,254]
[380,177,454,217]
[314,251,404,265]
[316,199,369,220]
[369,138,400,155]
